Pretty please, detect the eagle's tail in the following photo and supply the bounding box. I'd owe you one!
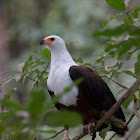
[111,116,128,136]
[112,124,128,136]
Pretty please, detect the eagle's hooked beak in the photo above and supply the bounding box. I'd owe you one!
[39,39,45,47]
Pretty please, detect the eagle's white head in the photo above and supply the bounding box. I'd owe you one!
[40,35,66,51]
[40,35,76,65]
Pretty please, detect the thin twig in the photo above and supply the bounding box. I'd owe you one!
[36,60,50,88]
[126,114,135,126]
[109,133,116,140]
[42,128,65,140]
[94,59,118,71]
[26,76,37,82]
[105,59,118,70]
[126,12,133,26]
[101,74,128,90]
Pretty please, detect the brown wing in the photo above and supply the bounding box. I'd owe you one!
[69,65,126,122]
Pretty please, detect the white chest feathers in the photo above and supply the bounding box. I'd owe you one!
[47,65,79,106]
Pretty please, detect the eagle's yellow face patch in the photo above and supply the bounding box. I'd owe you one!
[44,38,55,45]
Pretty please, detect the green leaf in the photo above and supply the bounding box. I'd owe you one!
[117,62,123,70]
[117,38,140,59]
[106,40,116,45]
[110,69,120,78]
[135,91,140,102]
[46,110,82,127]
[128,26,140,36]
[108,50,116,57]
[64,78,83,93]
[102,13,123,29]
[94,24,130,37]
[126,50,137,60]
[122,70,136,78]
[42,48,51,59]
[28,90,46,119]
[0,89,15,111]
[0,123,5,137]
[124,15,132,26]
[123,96,133,109]
[132,11,139,18]
[132,8,140,18]
[0,111,14,122]
[138,53,140,60]
[99,124,111,139]
[135,54,140,78]
[100,110,107,118]
[39,130,57,134]
[5,100,23,111]
[105,44,117,52]
[82,63,91,66]
[118,45,132,58]
[74,78,84,86]
[73,58,83,64]
[22,56,33,72]
[105,0,126,10]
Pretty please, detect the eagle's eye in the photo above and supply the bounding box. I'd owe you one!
[51,38,55,41]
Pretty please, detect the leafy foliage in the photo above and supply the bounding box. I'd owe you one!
[46,110,82,127]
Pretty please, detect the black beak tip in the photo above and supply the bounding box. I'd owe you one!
[39,39,45,46]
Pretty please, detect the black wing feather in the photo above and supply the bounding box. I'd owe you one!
[69,65,126,122]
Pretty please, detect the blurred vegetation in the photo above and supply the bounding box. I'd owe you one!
[0,0,140,140]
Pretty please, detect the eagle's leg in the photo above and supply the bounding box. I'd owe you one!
[84,122,95,134]
[63,128,70,140]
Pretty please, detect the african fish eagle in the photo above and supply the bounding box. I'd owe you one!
[40,35,127,140]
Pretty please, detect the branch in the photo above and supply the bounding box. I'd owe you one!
[94,58,118,71]
[126,114,135,126]
[109,133,116,140]
[101,74,128,90]
[26,76,37,83]
[36,60,50,88]
[72,77,140,140]
[42,128,65,140]
[134,98,140,121]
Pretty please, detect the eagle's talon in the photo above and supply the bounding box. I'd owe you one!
[83,127,87,134]
[90,125,95,132]
[84,122,95,134]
